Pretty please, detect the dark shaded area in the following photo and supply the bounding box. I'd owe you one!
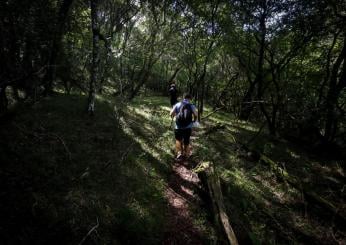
[0,94,168,244]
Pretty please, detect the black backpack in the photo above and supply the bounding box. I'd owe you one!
[176,103,193,128]
[169,86,177,96]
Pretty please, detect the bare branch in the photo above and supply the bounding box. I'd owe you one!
[78,218,100,245]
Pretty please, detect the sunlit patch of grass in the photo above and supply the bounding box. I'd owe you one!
[119,121,166,162]
[232,122,258,132]
[220,167,264,201]
[101,85,117,94]
[159,105,172,112]
[225,125,241,134]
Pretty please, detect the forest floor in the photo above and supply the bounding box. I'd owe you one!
[0,92,345,244]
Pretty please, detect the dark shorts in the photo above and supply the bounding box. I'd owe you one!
[174,128,192,145]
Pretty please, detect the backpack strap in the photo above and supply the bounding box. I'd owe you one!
[178,102,190,113]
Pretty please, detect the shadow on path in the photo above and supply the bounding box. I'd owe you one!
[163,160,207,245]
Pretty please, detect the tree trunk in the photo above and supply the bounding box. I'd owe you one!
[317,30,341,107]
[128,69,150,100]
[0,86,8,114]
[88,0,99,115]
[256,5,273,134]
[167,66,181,85]
[324,36,346,142]
[239,81,256,120]
[44,0,74,95]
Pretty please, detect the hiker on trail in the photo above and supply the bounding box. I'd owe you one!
[170,93,198,160]
[168,82,178,107]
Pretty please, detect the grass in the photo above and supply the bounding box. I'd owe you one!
[197,105,345,244]
[0,93,169,244]
[0,92,344,244]
[0,93,217,244]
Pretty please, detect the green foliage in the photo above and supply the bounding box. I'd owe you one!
[1,0,346,242]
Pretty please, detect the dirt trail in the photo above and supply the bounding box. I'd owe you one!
[163,159,208,245]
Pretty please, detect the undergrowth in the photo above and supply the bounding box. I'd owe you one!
[0,93,344,244]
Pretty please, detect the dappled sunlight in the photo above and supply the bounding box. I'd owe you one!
[3,0,345,241]
[163,160,210,244]
[120,120,165,163]
[220,167,265,200]
[225,125,241,134]
[3,92,344,244]
[159,105,172,112]
[119,103,175,160]
[100,85,117,94]
[231,122,258,132]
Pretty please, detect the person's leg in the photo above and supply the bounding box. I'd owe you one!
[182,128,192,157]
[175,139,183,156]
[170,97,176,107]
[184,144,190,157]
[174,129,183,158]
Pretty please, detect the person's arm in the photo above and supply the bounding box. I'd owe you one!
[170,106,176,118]
[192,105,198,121]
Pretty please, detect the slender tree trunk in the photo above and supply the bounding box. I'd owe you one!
[317,30,341,106]
[324,36,346,142]
[0,86,8,114]
[256,6,275,135]
[44,0,74,95]
[239,81,256,120]
[88,0,99,115]
[255,9,266,101]
[167,66,181,85]
[237,57,257,120]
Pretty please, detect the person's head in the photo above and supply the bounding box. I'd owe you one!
[183,93,192,100]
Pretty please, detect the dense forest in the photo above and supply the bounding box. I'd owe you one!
[0,0,345,244]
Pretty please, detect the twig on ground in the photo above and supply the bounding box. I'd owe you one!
[78,217,99,245]
[50,133,72,162]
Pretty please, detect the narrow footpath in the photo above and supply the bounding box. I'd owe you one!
[163,159,207,244]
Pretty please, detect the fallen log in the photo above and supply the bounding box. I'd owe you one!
[195,161,239,245]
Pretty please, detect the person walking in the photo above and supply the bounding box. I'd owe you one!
[170,93,197,160]
[168,82,178,107]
